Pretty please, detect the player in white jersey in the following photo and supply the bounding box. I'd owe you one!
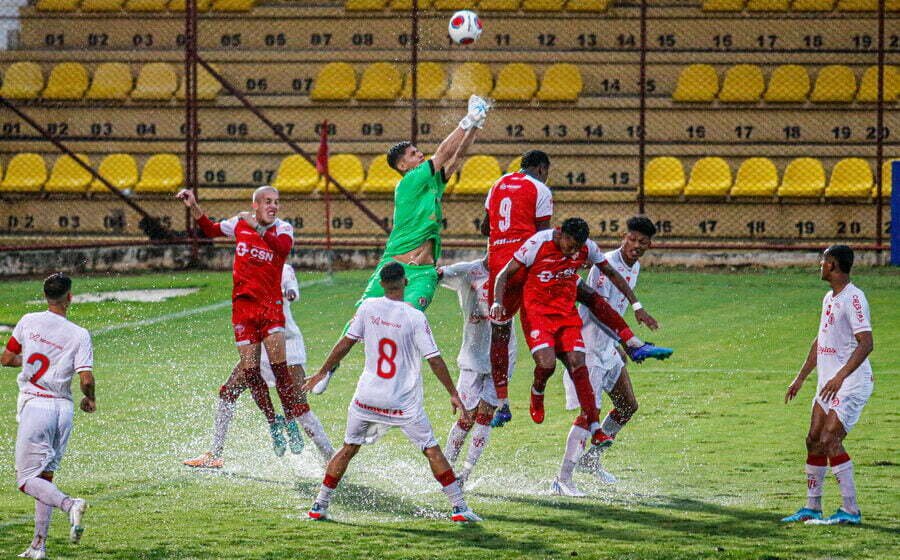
[555,217,656,496]
[782,245,874,526]
[183,264,333,469]
[302,262,481,523]
[438,255,516,487]
[2,273,93,558]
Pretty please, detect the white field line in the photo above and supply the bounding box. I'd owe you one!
[92,278,331,336]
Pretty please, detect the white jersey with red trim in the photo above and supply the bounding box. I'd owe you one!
[7,311,93,402]
[347,297,441,422]
[579,248,639,369]
[280,263,302,341]
[816,283,874,390]
[484,172,553,256]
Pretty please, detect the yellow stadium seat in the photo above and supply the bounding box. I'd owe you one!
[506,156,521,173]
[684,157,732,197]
[90,154,139,193]
[136,154,183,193]
[857,65,899,103]
[433,0,475,9]
[318,154,365,193]
[272,155,319,194]
[175,64,222,101]
[810,65,857,103]
[81,0,126,11]
[0,154,47,192]
[644,157,685,196]
[310,63,357,101]
[491,63,538,101]
[35,0,79,10]
[356,63,403,101]
[778,158,825,197]
[388,0,433,9]
[361,155,402,193]
[702,0,745,9]
[747,0,788,10]
[875,161,894,197]
[565,0,610,11]
[0,62,44,100]
[536,64,582,102]
[131,63,178,101]
[792,0,835,10]
[672,64,719,102]
[718,65,764,103]
[479,0,521,10]
[45,154,93,193]
[86,63,133,100]
[211,0,256,10]
[401,62,447,100]
[730,158,779,196]
[825,158,873,198]
[42,63,89,100]
[522,0,565,9]
[763,65,810,103]
[446,63,493,100]
[168,0,212,10]
[124,0,168,10]
[346,0,387,9]
[836,0,875,10]
[454,156,501,195]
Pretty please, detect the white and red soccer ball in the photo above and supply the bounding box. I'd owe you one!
[448,10,482,45]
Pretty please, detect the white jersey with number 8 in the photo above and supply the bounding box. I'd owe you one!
[346,297,441,423]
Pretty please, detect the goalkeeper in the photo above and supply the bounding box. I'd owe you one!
[357,95,491,311]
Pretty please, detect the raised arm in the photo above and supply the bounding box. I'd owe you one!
[432,95,490,175]
[176,189,227,238]
[595,260,658,330]
[786,338,818,403]
[440,128,480,178]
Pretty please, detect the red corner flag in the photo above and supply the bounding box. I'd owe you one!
[316,120,329,177]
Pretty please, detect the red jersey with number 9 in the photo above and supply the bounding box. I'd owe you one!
[7,311,93,401]
[484,172,553,271]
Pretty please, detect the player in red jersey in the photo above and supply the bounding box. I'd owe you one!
[481,151,671,423]
[176,186,309,453]
[491,218,650,446]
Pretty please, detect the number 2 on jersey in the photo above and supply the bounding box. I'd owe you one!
[26,352,50,389]
[376,338,398,379]
[498,197,513,232]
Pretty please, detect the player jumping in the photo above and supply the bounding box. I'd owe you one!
[183,263,334,469]
[481,150,672,423]
[438,254,516,487]
[2,273,93,559]
[557,216,657,495]
[177,186,312,456]
[302,263,481,523]
[782,245,874,525]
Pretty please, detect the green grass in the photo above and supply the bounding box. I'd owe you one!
[1,267,898,560]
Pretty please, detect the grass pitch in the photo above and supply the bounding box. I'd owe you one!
[0,267,898,560]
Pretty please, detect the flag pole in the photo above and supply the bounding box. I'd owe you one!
[318,120,334,279]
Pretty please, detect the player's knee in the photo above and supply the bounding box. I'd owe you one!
[457,417,474,431]
[817,432,837,453]
[805,433,819,452]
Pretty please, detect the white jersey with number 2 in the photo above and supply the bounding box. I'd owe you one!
[347,297,441,423]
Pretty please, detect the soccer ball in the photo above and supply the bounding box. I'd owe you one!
[448,10,482,45]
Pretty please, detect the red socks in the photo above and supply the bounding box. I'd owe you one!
[807,454,827,467]
[570,366,600,425]
[490,328,511,400]
[435,469,457,487]
[829,452,851,466]
[323,473,341,489]
[270,361,306,420]
[582,290,634,342]
[244,367,277,424]
[474,412,492,426]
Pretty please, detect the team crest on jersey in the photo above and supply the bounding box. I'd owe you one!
[418,296,429,309]
[530,330,540,339]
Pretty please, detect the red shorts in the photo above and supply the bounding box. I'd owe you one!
[520,310,585,355]
[488,246,526,323]
[232,297,285,345]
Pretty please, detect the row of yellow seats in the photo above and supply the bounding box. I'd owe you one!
[646,156,894,198]
[36,0,254,12]
[312,62,581,102]
[703,0,900,11]
[270,153,521,195]
[346,0,608,11]
[674,64,898,103]
[0,153,182,193]
[0,62,221,101]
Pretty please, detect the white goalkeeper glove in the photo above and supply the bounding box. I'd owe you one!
[459,95,492,130]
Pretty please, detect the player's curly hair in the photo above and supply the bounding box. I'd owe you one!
[626,215,657,238]
[387,141,413,173]
[43,272,72,302]
[825,244,854,273]
[380,261,406,285]
[560,217,590,244]
[520,150,550,170]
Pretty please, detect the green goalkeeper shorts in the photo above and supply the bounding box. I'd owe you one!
[356,257,439,312]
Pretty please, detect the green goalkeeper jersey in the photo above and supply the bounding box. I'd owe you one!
[382,160,447,262]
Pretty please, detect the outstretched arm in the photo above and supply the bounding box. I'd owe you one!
[440,127,480,178]
[302,336,357,392]
[595,261,658,330]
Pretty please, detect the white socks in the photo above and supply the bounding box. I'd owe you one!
[31,501,52,550]
[445,421,470,465]
[22,478,72,512]
[600,414,624,438]
[805,461,827,511]
[560,425,589,482]
[297,411,335,461]
[441,480,466,509]
[465,422,491,470]
[624,336,644,348]
[315,484,335,508]
[211,398,237,458]
[832,460,859,515]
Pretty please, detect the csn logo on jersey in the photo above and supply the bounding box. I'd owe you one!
[537,267,578,283]
[236,242,274,262]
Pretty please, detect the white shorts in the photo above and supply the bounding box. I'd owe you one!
[260,333,306,387]
[457,369,500,410]
[344,406,439,452]
[563,361,623,411]
[15,397,74,488]
[813,380,873,432]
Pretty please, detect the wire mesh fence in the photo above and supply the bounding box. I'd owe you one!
[0,1,895,254]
